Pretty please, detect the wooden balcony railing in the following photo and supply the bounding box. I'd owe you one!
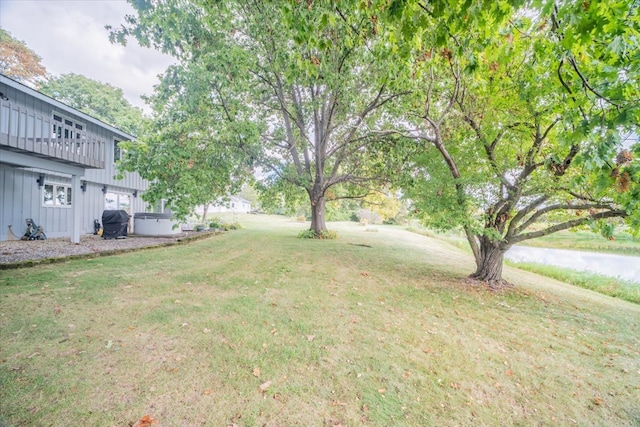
[0,99,105,169]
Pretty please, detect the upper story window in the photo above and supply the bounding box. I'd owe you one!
[43,182,72,207]
[52,112,85,140]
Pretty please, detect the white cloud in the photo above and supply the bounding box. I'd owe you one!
[0,0,175,113]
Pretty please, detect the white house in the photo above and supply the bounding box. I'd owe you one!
[0,74,149,242]
[195,196,252,216]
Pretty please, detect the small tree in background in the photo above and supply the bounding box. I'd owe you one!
[0,28,47,86]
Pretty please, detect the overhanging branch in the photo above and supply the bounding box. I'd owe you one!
[511,209,627,244]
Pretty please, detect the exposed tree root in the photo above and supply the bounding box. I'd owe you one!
[463,276,515,292]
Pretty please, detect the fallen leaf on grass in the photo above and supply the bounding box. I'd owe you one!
[202,389,213,395]
[132,414,157,427]
[360,272,369,277]
[306,335,315,342]
[377,388,386,393]
[593,396,602,406]
[259,380,272,392]
[253,367,261,377]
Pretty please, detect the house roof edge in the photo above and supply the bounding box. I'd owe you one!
[0,73,137,140]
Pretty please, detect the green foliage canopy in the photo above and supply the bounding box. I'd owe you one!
[109,0,406,230]
[38,73,145,136]
[385,0,639,283]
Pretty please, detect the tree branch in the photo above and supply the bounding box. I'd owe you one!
[505,195,549,238]
[514,202,620,236]
[511,209,627,244]
[329,86,408,180]
[567,55,621,108]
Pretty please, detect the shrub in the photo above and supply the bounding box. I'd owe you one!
[298,229,338,239]
[209,217,223,229]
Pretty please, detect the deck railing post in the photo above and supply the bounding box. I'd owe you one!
[0,102,105,169]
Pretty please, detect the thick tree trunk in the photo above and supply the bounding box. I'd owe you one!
[470,239,509,287]
[309,193,327,235]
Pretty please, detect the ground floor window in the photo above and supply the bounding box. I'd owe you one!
[43,183,72,207]
[105,192,131,213]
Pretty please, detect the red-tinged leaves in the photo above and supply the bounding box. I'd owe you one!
[132,415,157,427]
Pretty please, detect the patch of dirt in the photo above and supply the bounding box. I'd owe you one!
[462,277,516,292]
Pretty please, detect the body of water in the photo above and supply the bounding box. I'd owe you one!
[505,246,640,283]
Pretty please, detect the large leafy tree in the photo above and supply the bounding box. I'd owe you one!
[0,28,47,85]
[109,0,404,233]
[391,0,640,286]
[115,62,258,219]
[39,73,145,135]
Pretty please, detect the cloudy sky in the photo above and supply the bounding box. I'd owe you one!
[0,0,175,113]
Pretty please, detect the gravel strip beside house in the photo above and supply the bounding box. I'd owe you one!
[0,232,215,266]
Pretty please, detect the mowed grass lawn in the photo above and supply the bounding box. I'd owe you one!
[1,215,639,426]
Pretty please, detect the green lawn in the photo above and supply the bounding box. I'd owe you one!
[1,215,639,426]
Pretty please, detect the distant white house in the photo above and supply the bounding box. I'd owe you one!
[195,196,252,216]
